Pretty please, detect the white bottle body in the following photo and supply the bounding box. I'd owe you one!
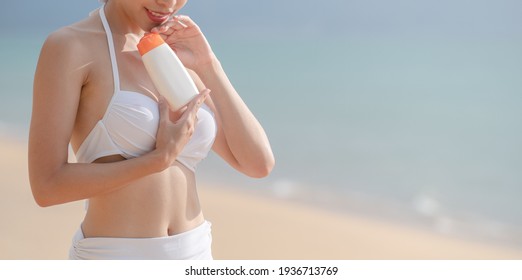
[141,44,198,111]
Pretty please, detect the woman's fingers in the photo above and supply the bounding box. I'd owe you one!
[173,15,197,28]
[157,96,171,125]
[158,89,209,126]
[179,89,211,123]
[151,15,194,34]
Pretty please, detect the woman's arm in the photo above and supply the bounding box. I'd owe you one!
[191,63,275,178]
[28,29,206,207]
[154,16,275,178]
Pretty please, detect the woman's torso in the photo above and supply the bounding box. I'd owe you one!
[67,10,212,238]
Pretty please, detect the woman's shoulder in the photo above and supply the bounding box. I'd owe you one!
[37,12,105,78]
[43,11,104,55]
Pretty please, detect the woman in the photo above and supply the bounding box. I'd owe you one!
[28,0,274,260]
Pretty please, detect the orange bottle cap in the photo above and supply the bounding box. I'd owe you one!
[137,33,165,56]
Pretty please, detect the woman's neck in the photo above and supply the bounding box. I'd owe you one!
[103,1,146,38]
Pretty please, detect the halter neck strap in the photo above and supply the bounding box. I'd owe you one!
[99,5,120,92]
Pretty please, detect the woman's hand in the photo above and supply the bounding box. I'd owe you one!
[154,89,210,168]
[151,16,216,72]
[152,16,275,178]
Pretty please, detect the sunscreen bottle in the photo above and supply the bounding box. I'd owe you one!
[137,33,198,111]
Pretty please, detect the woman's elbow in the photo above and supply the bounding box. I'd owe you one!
[245,154,275,179]
[29,179,57,208]
[31,187,53,207]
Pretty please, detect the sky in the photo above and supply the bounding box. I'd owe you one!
[1,0,521,40]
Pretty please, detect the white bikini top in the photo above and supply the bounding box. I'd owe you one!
[75,6,216,172]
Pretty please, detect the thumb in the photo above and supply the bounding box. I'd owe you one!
[179,89,210,122]
[158,96,171,123]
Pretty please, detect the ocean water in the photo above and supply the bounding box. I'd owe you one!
[2,29,522,248]
[201,36,522,247]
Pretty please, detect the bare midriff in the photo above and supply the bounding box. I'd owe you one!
[80,155,205,238]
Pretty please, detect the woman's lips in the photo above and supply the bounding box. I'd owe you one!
[145,8,172,23]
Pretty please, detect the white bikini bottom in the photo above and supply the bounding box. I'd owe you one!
[68,221,213,260]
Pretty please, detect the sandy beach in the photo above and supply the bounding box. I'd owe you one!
[1,137,522,260]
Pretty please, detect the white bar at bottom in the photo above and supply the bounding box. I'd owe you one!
[1,260,521,280]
